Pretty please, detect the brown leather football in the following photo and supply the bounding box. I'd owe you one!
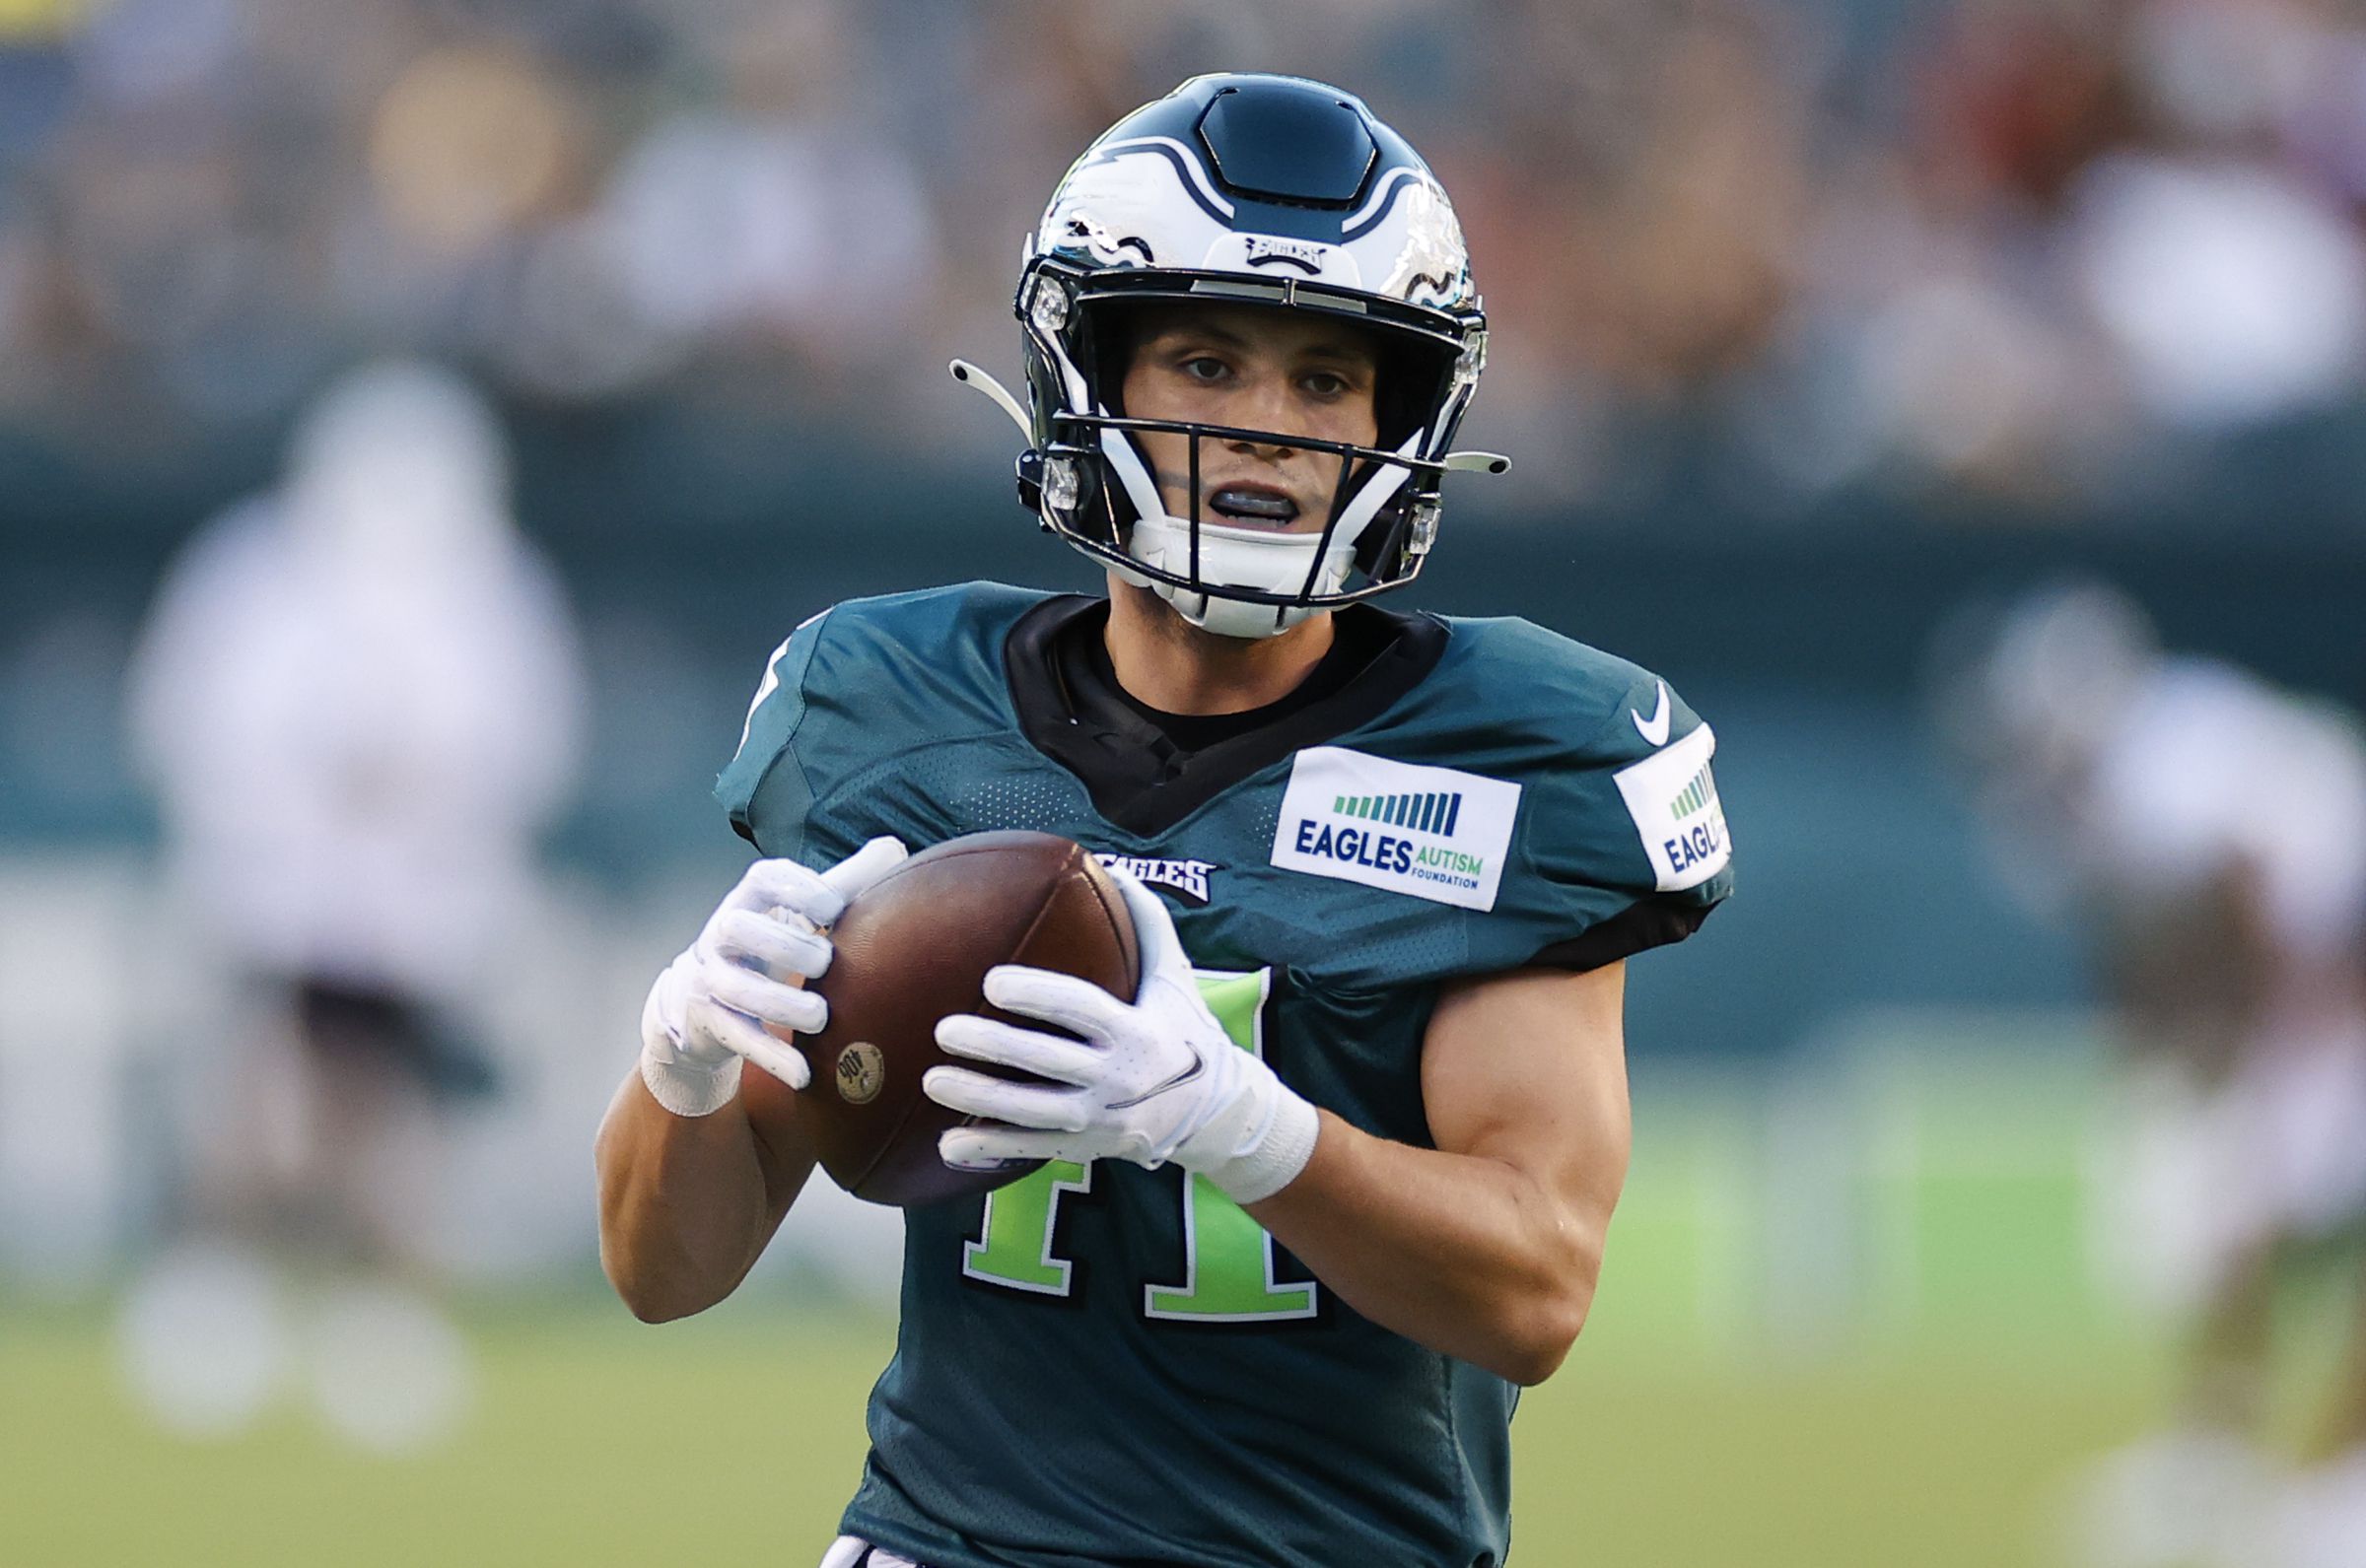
[738,831,1140,1208]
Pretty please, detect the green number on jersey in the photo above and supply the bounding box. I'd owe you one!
[956,968,1318,1323]
[1143,969,1317,1321]
[963,1160,1093,1294]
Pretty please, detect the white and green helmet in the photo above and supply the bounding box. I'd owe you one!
[955,73,1504,639]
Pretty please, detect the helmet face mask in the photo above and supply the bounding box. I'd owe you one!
[1004,73,1493,640]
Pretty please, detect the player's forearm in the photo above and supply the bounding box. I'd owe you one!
[1246,1111,1604,1386]
[593,1069,803,1322]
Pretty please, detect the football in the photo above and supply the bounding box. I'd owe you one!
[739,831,1140,1208]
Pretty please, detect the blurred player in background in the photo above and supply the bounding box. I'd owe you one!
[596,73,1733,1567]
[121,359,587,1451]
[1940,581,2366,1568]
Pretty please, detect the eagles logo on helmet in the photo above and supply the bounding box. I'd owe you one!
[950,72,1509,641]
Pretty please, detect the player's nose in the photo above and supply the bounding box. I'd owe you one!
[1222,372,1304,457]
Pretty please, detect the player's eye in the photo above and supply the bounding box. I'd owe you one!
[1178,355,1230,383]
[1300,371,1351,399]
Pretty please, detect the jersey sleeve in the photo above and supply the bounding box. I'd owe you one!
[714,609,834,860]
[709,584,1044,867]
[1498,670,1734,973]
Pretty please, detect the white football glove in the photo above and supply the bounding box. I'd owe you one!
[924,866,1321,1203]
[638,837,908,1117]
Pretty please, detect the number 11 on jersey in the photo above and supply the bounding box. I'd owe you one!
[961,968,1319,1323]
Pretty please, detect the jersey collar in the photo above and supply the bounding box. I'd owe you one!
[1003,594,1449,838]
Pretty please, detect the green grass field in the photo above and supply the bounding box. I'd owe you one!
[0,1289,2166,1568]
[3,1040,2206,1566]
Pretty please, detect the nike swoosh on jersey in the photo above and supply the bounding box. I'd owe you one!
[1632,680,1672,747]
[1104,1054,1205,1110]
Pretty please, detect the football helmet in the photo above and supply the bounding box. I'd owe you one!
[953,73,1505,639]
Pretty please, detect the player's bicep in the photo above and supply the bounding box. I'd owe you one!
[1421,963,1632,1227]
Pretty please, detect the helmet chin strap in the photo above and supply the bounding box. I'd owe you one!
[1123,512,1357,640]
[1105,418,1422,639]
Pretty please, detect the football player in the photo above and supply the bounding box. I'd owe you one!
[596,74,1734,1567]
[1942,582,2366,1568]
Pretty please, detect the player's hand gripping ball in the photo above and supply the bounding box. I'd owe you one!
[743,831,1141,1207]
[638,837,912,1116]
[923,864,1323,1204]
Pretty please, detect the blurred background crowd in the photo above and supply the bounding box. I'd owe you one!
[10,0,2366,508]
[7,1,2366,1566]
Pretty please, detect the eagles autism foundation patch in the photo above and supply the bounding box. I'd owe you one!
[1269,747,1521,911]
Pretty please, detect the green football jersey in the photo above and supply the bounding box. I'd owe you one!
[717,583,1732,1568]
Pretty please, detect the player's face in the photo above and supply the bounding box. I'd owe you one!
[1119,304,1381,534]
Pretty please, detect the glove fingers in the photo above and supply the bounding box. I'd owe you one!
[939,1125,1081,1170]
[688,999,812,1090]
[981,965,1130,1039]
[821,836,909,901]
[732,1032,813,1092]
[727,838,907,929]
[730,857,845,926]
[712,908,833,981]
[935,1014,1104,1085]
[1102,863,1189,1001]
[705,963,827,1035]
[923,1065,1088,1132]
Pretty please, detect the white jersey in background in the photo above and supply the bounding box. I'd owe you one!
[126,363,586,1004]
[2080,656,2366,1300]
